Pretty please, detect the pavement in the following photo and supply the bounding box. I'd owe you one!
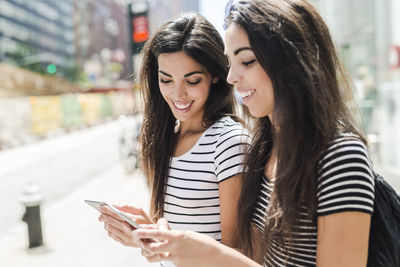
[0,165,159,267]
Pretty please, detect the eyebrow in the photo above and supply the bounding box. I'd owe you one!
[234,47,252,55]
[159,70,171,77]
[158,70,204,78]
[184,71,203,77]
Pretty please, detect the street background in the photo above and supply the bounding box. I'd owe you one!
[0,0,399,266]
[0,121,157,267]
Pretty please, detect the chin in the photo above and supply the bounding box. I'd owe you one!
[173,113,190,122]
[248,109,262,118]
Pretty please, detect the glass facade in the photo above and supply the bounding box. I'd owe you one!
[313,0,400,174]
[0,0,75,72]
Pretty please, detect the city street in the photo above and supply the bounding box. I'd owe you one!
[0,120,157,267]
[0,121,121,239]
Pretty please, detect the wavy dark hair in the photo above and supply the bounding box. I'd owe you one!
[139,13,236,220]
[225,0,366,257]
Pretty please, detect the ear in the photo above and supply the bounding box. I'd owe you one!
[212,77,219,84]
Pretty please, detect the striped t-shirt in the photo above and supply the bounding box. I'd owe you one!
[163,116,250,241]
[252,133,375,267]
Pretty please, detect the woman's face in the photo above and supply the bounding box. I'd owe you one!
[158,51,216,124]
[225,23,274,118]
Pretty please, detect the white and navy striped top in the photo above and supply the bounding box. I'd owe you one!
[163,116,250,241]
[252,133,375,267]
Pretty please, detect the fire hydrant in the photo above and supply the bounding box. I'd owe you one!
[21,182,44,248]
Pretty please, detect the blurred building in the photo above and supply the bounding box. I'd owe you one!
[147,0,198,33]
[313,0,400,173]
[73,0,131,85]
[125,0,199,81]
[0,0,75,76]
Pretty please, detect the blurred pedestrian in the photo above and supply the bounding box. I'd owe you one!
[98,12,249,267]
[133,1,375,266]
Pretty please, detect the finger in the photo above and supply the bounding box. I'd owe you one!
[116,205,143,215]
[117,206,154,224]
[132,229,159,247]
[101,206,148,226]
[134,229,175,242]
[129,214,149,225]
[105,223,131,242]
[140,246,171,263]
[141,248,156,259]
[157,218,170,230]
[99,206,125,222]
[104,222,125,238]
[142,239,174,254]
[113,233,138,247]
[138,223,157,230]
[143,253,165,263]
[102,214,133,233]
[140,243,155,256]
[132,229,148,245]
[107,223,141,247]
[138,209,154,224]
[140,245,170,262]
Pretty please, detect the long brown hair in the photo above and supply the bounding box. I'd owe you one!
[225,0,366,257]
[139,13,236,220]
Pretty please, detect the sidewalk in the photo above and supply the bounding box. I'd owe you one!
[0,165,158,267]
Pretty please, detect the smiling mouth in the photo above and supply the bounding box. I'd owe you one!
[240,89,256,99]
[173,101,194,110]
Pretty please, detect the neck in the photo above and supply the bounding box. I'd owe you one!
[179,111,206,136]
[265,146,278,178]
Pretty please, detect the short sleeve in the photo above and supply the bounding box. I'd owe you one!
[317,136,375,217]
[214,124,250,183]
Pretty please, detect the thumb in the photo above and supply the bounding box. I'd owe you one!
[157,218,170,230]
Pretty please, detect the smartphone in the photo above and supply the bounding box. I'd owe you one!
[84,199,141,229]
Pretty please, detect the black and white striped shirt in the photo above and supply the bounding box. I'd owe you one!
[163,116,250,241]
[252,133,375,267]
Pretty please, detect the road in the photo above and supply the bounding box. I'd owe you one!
[0,121,121,239]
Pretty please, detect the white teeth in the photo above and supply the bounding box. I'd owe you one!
[174,101,192,109]
[240,90,255,98]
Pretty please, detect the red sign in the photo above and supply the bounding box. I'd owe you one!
[132,15,149,43]
[389,45,400,69]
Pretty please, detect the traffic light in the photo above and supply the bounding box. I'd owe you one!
[128,1,149,55]
[46,64,57,74]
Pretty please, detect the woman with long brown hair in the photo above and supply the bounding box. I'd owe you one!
[98,12,249,267]
[133,1,375,266]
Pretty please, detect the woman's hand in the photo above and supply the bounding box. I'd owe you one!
[134,218,217,266]
[134,218,261,267]
[99,205,153,247]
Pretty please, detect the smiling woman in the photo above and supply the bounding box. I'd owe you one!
[157,51,215,125]
[98,12,250,267]
[225,26,274,119]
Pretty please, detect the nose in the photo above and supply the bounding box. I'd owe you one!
[172,82,187,100]
[227,65,239,85]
